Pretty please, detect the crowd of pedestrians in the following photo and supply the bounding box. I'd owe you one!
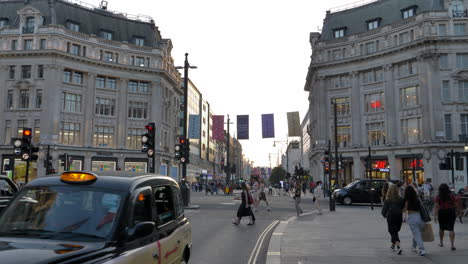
[381,180,466,257]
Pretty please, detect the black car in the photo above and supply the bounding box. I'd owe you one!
[0,176,19,213]
[0,172,191,264]
[333,179,386,205]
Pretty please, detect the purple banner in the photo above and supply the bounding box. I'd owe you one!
[237,115,249,140]
[261,114,275,138]
[212,115,225,141]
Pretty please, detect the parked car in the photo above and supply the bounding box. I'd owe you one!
[333,179,386,205]
[0,172,191,264]
[0,176,19,213]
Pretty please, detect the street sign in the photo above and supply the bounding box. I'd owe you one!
[14,148,21,155]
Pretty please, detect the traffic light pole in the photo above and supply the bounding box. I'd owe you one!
[333,99,339,187]
[369,146,374,211]
[226,115,231,185]
[181,53,190,182]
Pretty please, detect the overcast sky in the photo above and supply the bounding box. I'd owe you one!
[108,0,358,167]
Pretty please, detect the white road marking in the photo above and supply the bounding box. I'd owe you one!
[220,202,236,205]
[247,220,279,264]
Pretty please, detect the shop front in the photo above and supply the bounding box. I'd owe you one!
[58,156,84,173]
[401,157,424,184]
[91,157,118,172]
[369,159,390,180]
[1,155,37,184]
[124,158,148,173]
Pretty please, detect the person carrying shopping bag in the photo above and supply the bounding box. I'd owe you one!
[434,183,462,250]
[382,184,404,255]
[403,185,430,256]
[233,182,255,226]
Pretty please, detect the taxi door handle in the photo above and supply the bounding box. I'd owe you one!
[152,252,159,260]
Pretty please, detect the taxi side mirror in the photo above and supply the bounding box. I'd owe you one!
[126,221,155,241]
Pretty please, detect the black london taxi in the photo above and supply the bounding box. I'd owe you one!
[333,179,386,205]
[0,175,19,213]
[0,172,191,264]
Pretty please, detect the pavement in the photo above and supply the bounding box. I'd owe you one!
[268,204,468,264]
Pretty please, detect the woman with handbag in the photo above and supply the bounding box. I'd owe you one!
[233,182,255,225]
[434,183,460,250]
[403,186,426,256]
[381,184,404,255]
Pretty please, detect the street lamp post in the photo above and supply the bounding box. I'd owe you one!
[273,138,289,176]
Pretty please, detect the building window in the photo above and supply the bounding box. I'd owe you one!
[67,21,80,32]
[59,122,80,145]
[128,101,148,119]
[459,80,468,101]
[9,66,15,79]
[6,90,13,109]
[11,40,17,50]
[127,128,145,149]
[397,60,418,77]
[333,28,345,38]
[367,122,386,146]
[455,24,466,36]
[104,52,113,62]
[367,19,380,30]
[37,65,44,78]
[100,30,113,40]
[400,86,418,108]
[0,18,8,27]
[444,114,452,141]
[331,97,350,116]
[70,44,80,55]
[35,89,42,108]
[442,80,450,102]
[462,114,468,137]
[365,42,375,54]
[439,54,448,69]
[134,37,145,46]
[18,89,29,109]
[23,39,33,50]
[402,6,416,19]
[332,49,343,60]
[334,125,351,147]
[456,53,468,68]
[95,97,115,116]
[63,70,72,82]
[4,120,12,145]
[62,70,83,84]
[21,65,31,79]
[402,117,421,144]
[361,68,383,84]
[452,0,466,18]
[39,39,46,49]
[438,24,447,36]
[73,71,83,84]
[107,78,116,89]
[34,119,40,143]
[94,126,114,148]
[23,17,34,33]
[62,92,82,113]
[17,120,27,137]
[399,32,409,44]
[128,81,149,93]
[96,76,105,88]
[365,92,384,113]
[135,57,145,67]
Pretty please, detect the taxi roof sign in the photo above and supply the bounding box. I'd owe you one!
[61,172,98,184]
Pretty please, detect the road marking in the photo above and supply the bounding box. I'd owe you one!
[220,202,236,205]
[247,220,279,264]
[267,252,281,256]
[272,232,283,236]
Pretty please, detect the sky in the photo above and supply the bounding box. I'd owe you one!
[107,0,358,167]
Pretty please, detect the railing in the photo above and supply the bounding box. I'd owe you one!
[452,9,468,18]
[22,26,34,34]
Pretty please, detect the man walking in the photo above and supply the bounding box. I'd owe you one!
[294,185,303,216]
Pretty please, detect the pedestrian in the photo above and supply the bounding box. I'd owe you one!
[284,182,290,196]
[313,181,323,214]
[251,179,260,211]
[233,182,255,225]
[381,182,390,204]
[422,180,433,198]
[257,180,271,211]
[302,181,307,196]
[403,186,426,256]
[381,184,404,255]
[309,180,316,194]
[434,183,461,250]
[205,181,213,195]
[293,185,303,216]
[268,184,273,196]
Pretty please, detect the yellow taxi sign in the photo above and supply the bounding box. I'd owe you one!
[60,172,97,184]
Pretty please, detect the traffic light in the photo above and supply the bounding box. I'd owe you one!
[455,155,464,171]
[59,153,71,171]
[44,154,53,174]
[21,128,32,161]
[174,143,182,160]
[178,137,190,164]
[141,123,156,157]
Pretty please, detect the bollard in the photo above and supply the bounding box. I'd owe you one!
[180,182,190,206]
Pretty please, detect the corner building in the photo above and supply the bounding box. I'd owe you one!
[305,0,468,188]
[0,0,182,182]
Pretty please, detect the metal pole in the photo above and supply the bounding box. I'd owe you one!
[369,146,373,210]
[328,140,335,211]
[451,149,455,188]
[46,145,51,175]
[182,53,189,181]
[226,115,231,185]
[334,99,339,187]
[412,154,416,183]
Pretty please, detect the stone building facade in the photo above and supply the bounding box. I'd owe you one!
[0,0,183,182]
[305,0,468,188]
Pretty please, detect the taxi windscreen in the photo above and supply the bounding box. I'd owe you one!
[0,186,124,241]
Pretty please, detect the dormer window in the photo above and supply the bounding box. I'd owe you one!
[401,6,417,19]
[100,30,113,40]
[0,18,9,27]
[333,27,346,39]
[23,16,34,34]
[67,21,80,32]
[367,18,381,30]
[134,37,145,46]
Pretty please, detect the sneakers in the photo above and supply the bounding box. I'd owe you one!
[390,245,395,251]
[396,247,402,255]
[419,250,426,256]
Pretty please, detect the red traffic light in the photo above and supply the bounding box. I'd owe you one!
[145,124,154,131]
[179,138,186,144]
[23,129,32,137]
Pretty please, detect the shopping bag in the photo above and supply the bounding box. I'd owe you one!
[421,223,434,242]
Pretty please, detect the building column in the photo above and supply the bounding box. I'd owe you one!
[353,155,362,179]
[83,73,96,147]
[0,66,8,142]
[41,65,62,145]
[117,78,127,149]
[83,155,92,171]
[383,64,397,144]
[350,71,362,147]
[388,154,401,180]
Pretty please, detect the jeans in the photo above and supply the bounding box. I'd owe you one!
[295,197,303,216]
[407,212,425,250]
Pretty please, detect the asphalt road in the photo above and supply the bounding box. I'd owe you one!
[185,191,317,264]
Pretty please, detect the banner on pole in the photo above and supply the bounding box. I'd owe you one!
[287,111,301,137]
[188,114,201,139]
[237,115,249,140]
[261,114,275,138]
[212,115,225,141]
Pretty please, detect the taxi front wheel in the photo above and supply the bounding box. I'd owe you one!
[181,246,190,263]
